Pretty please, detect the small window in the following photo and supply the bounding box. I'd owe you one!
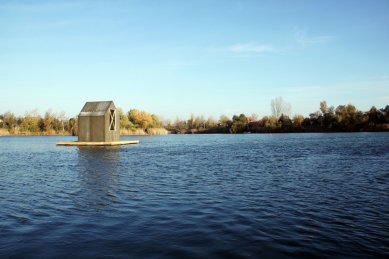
[109,109,116,131]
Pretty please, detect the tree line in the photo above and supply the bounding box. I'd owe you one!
[0,109,75,135]
[0,108,164,135]
[1,99,389,135]
[165,99,389,134]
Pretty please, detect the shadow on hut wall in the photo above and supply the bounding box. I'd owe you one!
[74,147,121,210]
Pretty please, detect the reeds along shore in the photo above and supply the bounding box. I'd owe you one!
[120,128,169,136]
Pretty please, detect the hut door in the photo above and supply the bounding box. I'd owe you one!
[109,109,116,130]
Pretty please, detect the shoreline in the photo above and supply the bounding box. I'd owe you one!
[2,130,389,137]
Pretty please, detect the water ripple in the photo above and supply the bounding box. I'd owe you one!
[0,134,388,258]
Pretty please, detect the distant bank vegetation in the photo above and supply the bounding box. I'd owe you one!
[0,108,167,136]
[166,99,389,134]
[1,99,389,136]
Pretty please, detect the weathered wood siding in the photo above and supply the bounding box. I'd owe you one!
[78,116,105,142]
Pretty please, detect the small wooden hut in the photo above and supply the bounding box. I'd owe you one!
[78,101,120,142]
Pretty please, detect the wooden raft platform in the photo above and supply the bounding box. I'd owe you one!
[56,140,139,146]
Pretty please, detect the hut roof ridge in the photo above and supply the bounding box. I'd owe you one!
[79,101,115,116]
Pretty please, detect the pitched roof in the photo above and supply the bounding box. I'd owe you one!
[79,101,115,116]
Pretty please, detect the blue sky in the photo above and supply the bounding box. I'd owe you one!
[1,0,389,120]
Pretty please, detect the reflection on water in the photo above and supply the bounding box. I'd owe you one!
[75,147,121,210]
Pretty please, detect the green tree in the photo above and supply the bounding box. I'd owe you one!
[262,116,279,129]
[230,121,246,133]
[323,105,335,129]
[229,114,247,133]
[2,111,17,131]
[43,110,54,133]
[232,114,247,123]
[331,103,362,130]
[382,105,389,123]
[117,108,132,130]
[309,111,321,127]
[368,106,379,125]
[335,104,357,128]
[218,115,232,130]
[20,110,41,133]
[279,114,292,129]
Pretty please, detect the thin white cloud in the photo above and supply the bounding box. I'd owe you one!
[221,29,333,56]
[294,31,334,47]
[227,42,276,54]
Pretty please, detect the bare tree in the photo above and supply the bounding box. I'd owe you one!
[271,97,291,118]
[320,100,328,114]
[58,111,66,135]
[251,113,259,121]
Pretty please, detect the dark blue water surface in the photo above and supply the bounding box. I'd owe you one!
[0,133,388,258]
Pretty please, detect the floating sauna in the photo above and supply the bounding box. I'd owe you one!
[56,101,139,146]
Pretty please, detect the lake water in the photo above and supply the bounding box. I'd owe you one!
[0,133,388,258]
